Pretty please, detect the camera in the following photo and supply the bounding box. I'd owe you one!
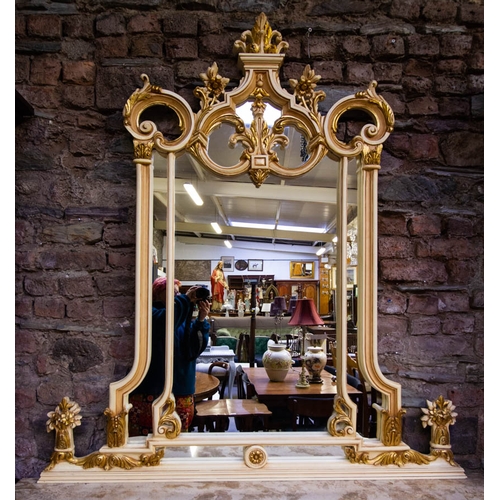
[195,286,211,301]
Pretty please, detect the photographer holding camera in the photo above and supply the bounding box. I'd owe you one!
[129,277,211,435]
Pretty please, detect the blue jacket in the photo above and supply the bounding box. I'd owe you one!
[133,294,209,397]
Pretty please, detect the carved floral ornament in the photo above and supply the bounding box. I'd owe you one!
[40,13,464,481]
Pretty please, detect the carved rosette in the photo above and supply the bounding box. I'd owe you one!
[244,445,268,468]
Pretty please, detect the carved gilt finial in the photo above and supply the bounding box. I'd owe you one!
[234,13,289,54]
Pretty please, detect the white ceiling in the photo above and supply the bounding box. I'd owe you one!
[152,123,358,257]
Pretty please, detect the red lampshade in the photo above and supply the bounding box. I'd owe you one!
[288,298,324,326]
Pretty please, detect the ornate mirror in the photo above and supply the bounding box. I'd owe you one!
[40,13,464,482]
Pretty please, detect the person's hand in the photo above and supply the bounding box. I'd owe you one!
[197,299,211,321]
[186,286,201,302]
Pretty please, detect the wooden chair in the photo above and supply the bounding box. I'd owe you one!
[193,399,272,432]
[207,361,230,399]
[287,397,335,431]
[235,332,250,363]
[235,364,256,399]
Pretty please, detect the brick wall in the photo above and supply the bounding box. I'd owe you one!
[15,0,483,478]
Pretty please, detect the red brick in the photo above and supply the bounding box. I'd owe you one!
[103,225,135,247]
[378,290,407,314]
[442,314,474,335]
[109,336,135,361]
[407,96,439,115]
[409,134,439,159]
[390,0,421,20]
[378,213,408,236]
[447,260,477,285]
[435,75,468,94]
[166,37,198,59]
[27,15,61,38]
[409,215,442,236]
[103,296,135,318]
[59,275,95,298]
[24,276,59,296]
[108,251,135,269]
[30,56,61,85]
[380,259,448,283]
[34,297,65,318]
[341,36,371,57]
[311,61,343,83]
[15,298,33,319]
[468,51,484,71]
[16,330,38,354]
[438,97,470,117]
[459,4,484,24]
[408,294,439,315]
[436,59,467,75]
[405,59,433,77]
[446,217,474,237]
[96,36,129,58]
[96,13,126,36]
[440,35,473,58]
[373,62,402,83]
[16,56,30,84]
[378,236,413,258]
[20,86,61,109]
[345,62,374,85]
[163,12,199,36]
[62,85,95,109]
[409,315,441,335]
[402,76,433,95]
[130,34,164,58]
[128,13,161,33]
[416,238,480,259]
[62,61,96,85]
[438,292,470,312]
[199,34,234,58]
[63,15,94,39]
[66,299,103,319]
[306,36,336,59]
[371,35,405,58]
[422,0,457,22]
[408,35,440,56]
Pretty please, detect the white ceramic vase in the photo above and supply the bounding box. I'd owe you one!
[262,344,292,382]
[303,346,327,384]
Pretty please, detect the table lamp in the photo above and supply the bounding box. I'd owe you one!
[271,296,287,341]
[288,298,324,388]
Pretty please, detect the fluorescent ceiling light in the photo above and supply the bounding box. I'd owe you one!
[211,222,222,234]
[236,101,281,127]
[224,240,232,248]
[316,247,326,256]
[277,224,325,234]
[231,221,276,230]
[332,236,338,243]
[183,183,203,206]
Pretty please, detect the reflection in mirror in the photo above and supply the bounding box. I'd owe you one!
[149,119,363,434]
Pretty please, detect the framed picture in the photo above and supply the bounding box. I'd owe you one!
[289,261,315,279]
[220,256,234,272]
[248,259,263,272]
[347,267,357,288]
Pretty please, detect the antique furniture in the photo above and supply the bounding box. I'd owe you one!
[40,13,464,482]
[196,347,236,399]
[193,373,220,403]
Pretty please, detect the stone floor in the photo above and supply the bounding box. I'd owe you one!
[15,470,484,500]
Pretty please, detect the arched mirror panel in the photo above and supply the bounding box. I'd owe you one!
[40,13,464,482]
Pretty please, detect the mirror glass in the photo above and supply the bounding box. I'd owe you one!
[149,115,362,434]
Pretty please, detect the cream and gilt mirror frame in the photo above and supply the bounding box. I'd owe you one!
[39,13,465,482]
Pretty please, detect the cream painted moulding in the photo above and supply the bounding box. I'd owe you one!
[39,13,465,482]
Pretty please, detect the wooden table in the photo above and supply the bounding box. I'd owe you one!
[196,347,236,398]
[194,372,220,403]
[244,367,361,400]
[244,367,361,430]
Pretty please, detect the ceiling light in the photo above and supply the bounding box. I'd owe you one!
[224,240,232,249]
[277,224,325,234]
[231,221,276,230]
[211,222,222,234]
[183,183,203,206]
[316,247,326,256]
[332,236,338,243]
